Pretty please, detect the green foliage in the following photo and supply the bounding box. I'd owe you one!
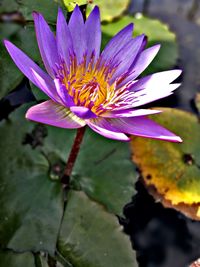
[58,191,138,267]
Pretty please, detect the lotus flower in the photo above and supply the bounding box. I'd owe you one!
[4,6,182,142]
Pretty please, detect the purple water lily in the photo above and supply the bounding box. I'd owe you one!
[4,6,182,142]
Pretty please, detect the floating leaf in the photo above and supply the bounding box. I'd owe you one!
[87,0,129,22]
[43,125,137,215]
[131,108,200,220]
[0,250,35,267]
[0,105,63,254]
[102,15,178,73]
[58,191,138,267]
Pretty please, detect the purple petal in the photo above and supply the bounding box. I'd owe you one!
[56,8,73,68]
[31,69,60,102]
[4,40,58,99]
[85,6,101,64]
[118,44,160,87]
[109,116,182,142]
[33,12,60,77]
[102,109,162,118]
[70,106,97,119]
[128,70,182,107]
[26,100,86,128]
[100,23,134,64]
[87,118,130,141]
[110,34,146,84]
[54,79,75,107]
[68,5,86,64]
[131,83,181,107]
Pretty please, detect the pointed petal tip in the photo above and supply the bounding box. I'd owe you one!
[32,11,39,19]
[126,23,134,32]
[162,135,183,143]
[173,135,183,143]
[173,69,183,77]
[92,5,100,13]
[73,4,81,12]
[152,43,161,53]
[3,39,10,48]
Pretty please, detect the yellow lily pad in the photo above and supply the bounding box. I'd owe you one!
[131,108,200,220]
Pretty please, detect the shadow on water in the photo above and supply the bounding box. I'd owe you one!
[122,1,200,266]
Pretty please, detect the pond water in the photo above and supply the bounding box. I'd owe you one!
[123,1,200,266]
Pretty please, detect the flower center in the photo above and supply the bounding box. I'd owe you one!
[57,55,128,115]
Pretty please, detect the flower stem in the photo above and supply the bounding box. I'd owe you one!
[61,126,86,186]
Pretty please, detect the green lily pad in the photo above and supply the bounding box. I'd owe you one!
[43,125,137,215]
[0,250,35,267]
[87,0,129,22]
[58,191,138,267]
[18,0,59,23]
[131,108,200,220]
[102,15,178,74]
[0,24,41,99]
[0,105,63,254]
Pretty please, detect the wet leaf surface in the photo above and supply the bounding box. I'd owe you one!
[58,191,138,267]
[131,108,200,220]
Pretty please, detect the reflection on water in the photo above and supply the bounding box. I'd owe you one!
[130,0,200,112]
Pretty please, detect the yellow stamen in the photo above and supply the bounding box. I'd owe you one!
[62,55,117,114]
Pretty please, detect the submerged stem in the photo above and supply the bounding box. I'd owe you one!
[61,126,86,186]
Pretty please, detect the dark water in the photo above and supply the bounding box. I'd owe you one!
[122,1,200,267]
